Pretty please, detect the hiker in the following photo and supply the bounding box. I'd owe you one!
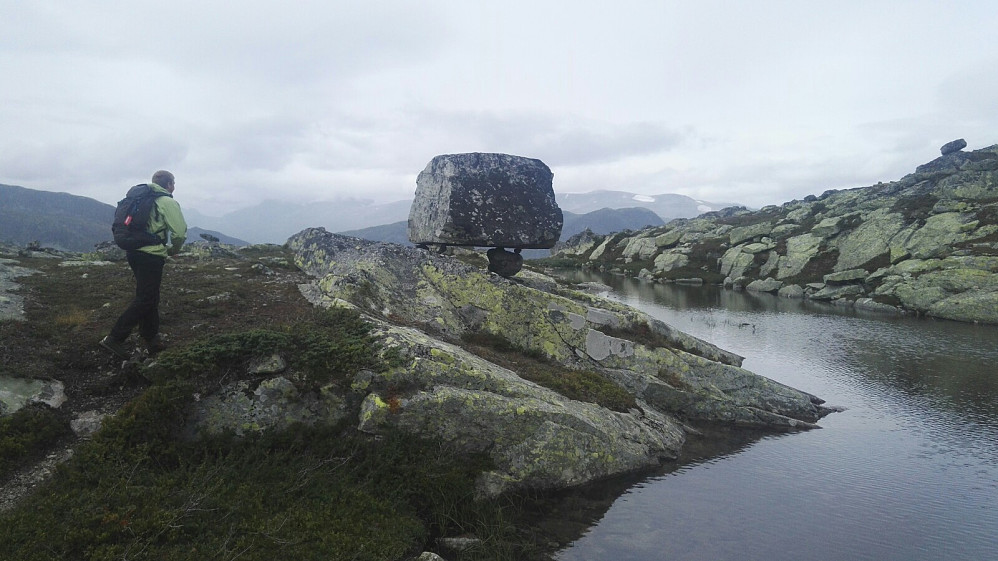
[100,170,187,358]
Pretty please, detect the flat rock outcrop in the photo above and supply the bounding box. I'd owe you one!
[0,258,36,322]
[560,142,998,324]
[277,228,831,495]
[407,153,563,249]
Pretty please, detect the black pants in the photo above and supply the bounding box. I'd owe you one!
[109,251,165,342]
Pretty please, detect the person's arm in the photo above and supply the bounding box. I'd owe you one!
[160,198,188,255]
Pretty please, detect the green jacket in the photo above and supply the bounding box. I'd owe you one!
[137,182,187,258]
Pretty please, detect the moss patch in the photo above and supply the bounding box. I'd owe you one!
[150,306,378,389]
[460,333,636,413]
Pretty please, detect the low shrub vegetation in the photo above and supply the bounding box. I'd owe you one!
[460,332,636,413]
[0,246,547,560]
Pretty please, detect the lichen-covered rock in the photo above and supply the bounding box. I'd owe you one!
[655,229,683,248]
[823,269,868,284]
[833,210,906,271]
[287,228,831,494]
[653,252,689,273]
[811,216,846,238]
[622,236,659,261]
[0,259,36,323]
[777,233,822,279]
[729,222,773,245]
[719,247,756,279]
[553,228,601,257]
[746,278,783,293]
[407,153,563,249]
[0,376,66,415]
[927,289,998,323]
[904,212,978,259]
[587,237,615,261]
[356,324,684,495]
[810,284,865,301]
[778,284,805,298]
[188,376,348,437]
[759,250,780,277]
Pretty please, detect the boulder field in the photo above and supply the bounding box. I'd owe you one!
[555,142,998,324]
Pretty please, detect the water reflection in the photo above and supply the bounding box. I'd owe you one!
[549,271,998,561]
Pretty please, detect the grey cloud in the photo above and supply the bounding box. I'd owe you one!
[409,109,687,166]
[2,2,451,86]
[0,134,187,187]
[191,118,312,173]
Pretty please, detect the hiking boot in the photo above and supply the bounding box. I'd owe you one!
[100,335,131,359]
[144,334,168,355]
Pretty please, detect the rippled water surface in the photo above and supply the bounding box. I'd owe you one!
[552,274,998,561]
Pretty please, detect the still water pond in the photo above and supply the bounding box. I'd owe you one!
[551,273,998,561]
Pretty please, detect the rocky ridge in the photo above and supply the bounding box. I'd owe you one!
[277,228,832,495]
[554,142,998,324]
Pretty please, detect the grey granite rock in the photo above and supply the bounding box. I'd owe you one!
[407,153,563,249]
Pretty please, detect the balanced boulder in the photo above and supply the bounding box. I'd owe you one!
[407,153,563,249]
[940,138,967,155]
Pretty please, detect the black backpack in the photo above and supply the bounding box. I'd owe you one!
[111,184,171,250]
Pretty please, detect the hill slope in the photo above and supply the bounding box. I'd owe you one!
[554,142,998,324]
[0,184,114,252]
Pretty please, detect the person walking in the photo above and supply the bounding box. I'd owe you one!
[100,170,187,358]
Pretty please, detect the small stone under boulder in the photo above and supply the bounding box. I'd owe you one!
[408,152,564,260]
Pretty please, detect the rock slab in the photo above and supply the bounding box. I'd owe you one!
[287,228,832,495]
[407,153,563,249]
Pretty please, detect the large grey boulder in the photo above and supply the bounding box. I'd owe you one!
[407,153,563,249]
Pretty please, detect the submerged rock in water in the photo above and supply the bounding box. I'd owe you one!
[282,228,833,496]
[407,153,563,249]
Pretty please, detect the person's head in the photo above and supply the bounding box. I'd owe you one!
[151,170,176,193]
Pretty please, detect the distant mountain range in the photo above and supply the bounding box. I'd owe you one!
[0,184,115,252]
[1,183,737,251]
[341,207,665,247]
[557,190,739,221]
[184,199,414,245]
[0,184,246,251]
[192,190,735,244]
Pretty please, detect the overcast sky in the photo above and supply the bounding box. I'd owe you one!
[2,1,996,216]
